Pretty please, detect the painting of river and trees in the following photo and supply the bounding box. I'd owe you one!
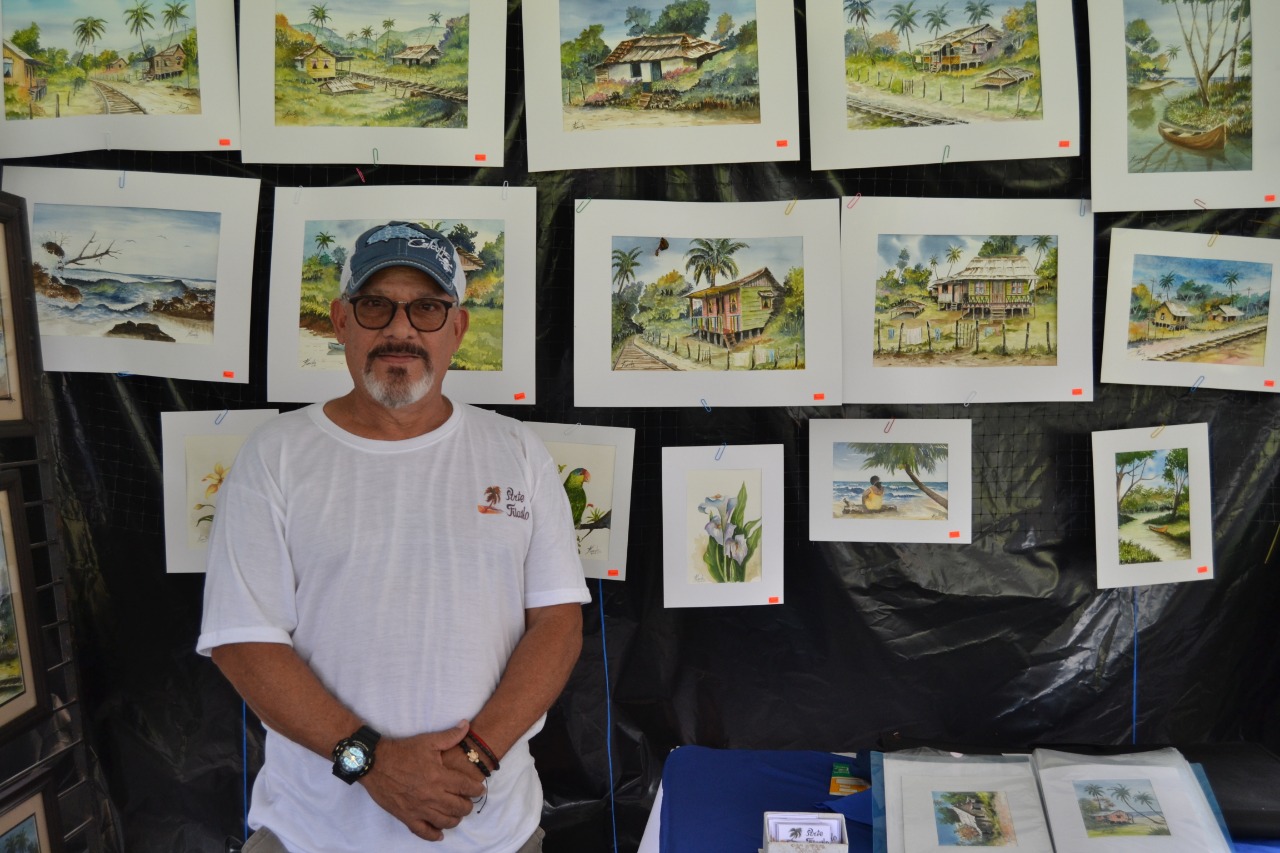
[1123,0,1251,173]
[609,234,804,372]
[272,0,469,128]
[3,0,201,121]
[873,233,1058,367]
[842,0,1043,129]
[559,0,761,131]
[1115,447,1191,565]
[1127,253,1271,366]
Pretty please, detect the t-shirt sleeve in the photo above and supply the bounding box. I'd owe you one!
[522,430,592,610]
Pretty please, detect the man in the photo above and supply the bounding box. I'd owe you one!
[198,222,590,852]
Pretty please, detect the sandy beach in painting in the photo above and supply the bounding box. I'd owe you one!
[831,493,946,521]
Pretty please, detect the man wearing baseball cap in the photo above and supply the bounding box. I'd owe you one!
[198,222,590,852]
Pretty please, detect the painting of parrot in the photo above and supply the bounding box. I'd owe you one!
[563,468,591,528]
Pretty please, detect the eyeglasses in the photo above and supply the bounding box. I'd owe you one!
[345,295,456,332]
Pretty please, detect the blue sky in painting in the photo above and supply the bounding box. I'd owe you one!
[610,235,802,292]
[1123,0,1218,78]
[876,234,1055,276]
[274,0,470,36]
[1132,254,1272,300]
[559,0,757,48]
[31,203,221,281]
[4,0,195,53]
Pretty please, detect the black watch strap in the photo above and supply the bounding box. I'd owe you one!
[353,725,381,749]
[332,724,382,784]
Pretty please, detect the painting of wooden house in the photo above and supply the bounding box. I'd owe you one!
[2,39,47,103]
[594,34,725,85]
[1208,304,1243,322]
[932,255,1036,318]
[1090,810,1135,826]
[915,23,1004,72]
[147,43,186,80]
[393,44,442,66]
[101,57,130,78]
[295,45,352,80]
[1152,300,1192,330]
[686,268,782,346]
[976,66,1035,89]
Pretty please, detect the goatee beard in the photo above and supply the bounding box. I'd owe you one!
[363,347,434,409]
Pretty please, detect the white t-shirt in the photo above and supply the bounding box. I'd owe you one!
[197,402,590,853]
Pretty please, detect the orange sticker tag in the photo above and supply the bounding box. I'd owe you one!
[475,153,487,162]
[1197,566,1209,574]
[219,138,231,147]
[607,569,619,577]
[223,370,235,378]
[776,140,789,148]
[949,531,961,539]
[513,392,526,401]
[1072,388,1083,396]
[1266,380,1276,388]
[1058,140,1071,148]
[813,392,825,401]
[1267,194,1277,202]
[768,596,780,604]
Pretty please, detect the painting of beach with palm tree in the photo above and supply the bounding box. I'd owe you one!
[841,0,1043,129]
[3,0,201,121]
[1073,779,1170,837]
[833,442,949,520]
[609,234,804,371]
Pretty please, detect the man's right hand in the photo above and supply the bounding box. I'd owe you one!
[359,720,487,842]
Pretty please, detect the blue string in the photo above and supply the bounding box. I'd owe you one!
[1131,588,1139,745]
[242,700,249,840]
[598,579,619,853]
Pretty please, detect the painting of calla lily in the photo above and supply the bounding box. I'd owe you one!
[697,482,762,583]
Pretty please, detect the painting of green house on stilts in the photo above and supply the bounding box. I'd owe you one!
[686,267,782,346]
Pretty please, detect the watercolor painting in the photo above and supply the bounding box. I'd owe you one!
[0,815,39,852]
[28,203,220,344]
[1122,0,1251,174]
[842,0,1043,129]
[833,441,949,521]
[544,440,617,563]
[610,235,804,372]
[297,218,504,373]
[184,433,247,547]
[558,0,760,132]
[1126,253,1271,366]
[3,0,202,121]
[685,469,762,584]
[1115,446,1192,564]
[271,0,469,129]
[0,516,26,719]
[872,233,1058,367]
[1072,779,1170,837]
[932,790,1018,846]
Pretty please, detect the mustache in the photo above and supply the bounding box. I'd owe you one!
[367,342,430,363]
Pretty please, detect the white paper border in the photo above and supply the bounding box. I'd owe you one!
[1091,422,1213,589]
[661,443,784,608]
[522,0,799,172]
[238,2,505,166]
[266,184,536,405]
[809,418,971,543]
[525,421,636,581]
[574,198,842,407]
[2,166,259,383]
[161,409,279,574]
[0,0,241,156]
[1087,0,1280,212]
[807,0,1080,171]
[841,196,1094,404]
[1102,228,1280,394]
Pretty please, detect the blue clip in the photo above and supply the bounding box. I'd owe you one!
[1190,375,1205,392]
[963,391,977,407]
[214,409,228,426]
[701,398,711,412]
[715,442,726,461]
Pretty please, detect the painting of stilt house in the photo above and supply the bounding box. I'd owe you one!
[931,255,1037,319]
[148,44,186,80]
[915,24,1004,72]
[687,268,782,346]
[1151,300,1192,330]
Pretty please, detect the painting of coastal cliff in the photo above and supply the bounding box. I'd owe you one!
[29,203,220,343]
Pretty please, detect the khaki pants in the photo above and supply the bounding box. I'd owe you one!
[242,824,545,853]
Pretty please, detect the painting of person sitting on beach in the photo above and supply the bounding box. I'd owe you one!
[833,441,949,521]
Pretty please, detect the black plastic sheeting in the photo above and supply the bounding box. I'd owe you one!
[3,2,1280,851]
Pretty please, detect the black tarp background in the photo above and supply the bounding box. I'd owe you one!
[2,2,1279,851]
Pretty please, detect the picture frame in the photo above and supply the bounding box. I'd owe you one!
[1091,423,1213,589]
[1,166,260,384]
[806,0,1081,171]
[1101,227,1280,395]
[574,198,843,408]
[265,184,537,405]
[0,469,48,741]
[809,418,972,544]
[841,196,1094,404]
[0,769,62,853]
[524,421,636,581]
[0,191,39,433]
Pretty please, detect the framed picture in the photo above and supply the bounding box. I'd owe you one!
[661,443,784,608]
[1091,423,1213,589]
[1102,228,1280,394]
[1087,0,1280,212]
[0,191,39,432]
[522,0,799,172]
[0,0,241,157]
[524,421,636,581]
[266,184,537,405]
[574,198,842,408]
[0,470,47,740]
[1,167,259,384]
[806,0,1080,171]
[0,770,62,853]
[841,196,1094,404]
[809,418,972,544]
[238,1,505,166]
[161,409,279,574]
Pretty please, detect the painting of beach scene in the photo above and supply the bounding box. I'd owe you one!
[833,441,949,521]
[873,233,1058,367]
[28,203,220,344]
[842,0,1044,130]
[610,234,804,372]
[559,0,760,132]
[297,218,504,372]
[3,0,202,121]
[1122,0,1251,173]
[272,0,469,128]
[932,790,1018,846]
[1115,446,1191,565]
[1072,779,1169,838]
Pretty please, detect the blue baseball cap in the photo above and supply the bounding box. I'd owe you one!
[342,221,467,303]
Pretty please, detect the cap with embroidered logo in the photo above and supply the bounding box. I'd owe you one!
[342,221,467,304]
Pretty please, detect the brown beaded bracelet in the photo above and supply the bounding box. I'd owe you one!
[458,742,491,778]
[465,730,501,772]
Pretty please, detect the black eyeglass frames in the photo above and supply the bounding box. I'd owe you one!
[345,295,457,333]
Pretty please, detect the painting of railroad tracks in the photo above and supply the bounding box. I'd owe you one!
[272,0,469,128]
[3,0,202,120]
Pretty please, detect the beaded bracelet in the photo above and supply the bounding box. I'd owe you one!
[458,742,491,778]
[465,730,501,772]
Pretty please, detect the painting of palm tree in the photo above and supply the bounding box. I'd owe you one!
[1072,779,1169,837]
[834,441,949,520]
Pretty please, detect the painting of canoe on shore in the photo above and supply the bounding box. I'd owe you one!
[1123,0,1251,173]
[842,0,1044,129]
[1115,446,1192,565]
[2,0,203,121]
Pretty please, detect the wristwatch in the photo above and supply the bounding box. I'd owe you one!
[332,725,381,784]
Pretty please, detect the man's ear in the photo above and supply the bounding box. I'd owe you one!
[451,307,470,354]
[331,298,348,344]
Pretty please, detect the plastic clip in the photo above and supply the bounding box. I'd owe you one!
[215,409,228,426]
[884,417,895,434]
[715,442,726,461]
[701,398,711,412]
[846,193,862,209]
[576,198,592,213]
[118,171,127,188]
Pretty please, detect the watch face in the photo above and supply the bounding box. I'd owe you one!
[338,743,369,773]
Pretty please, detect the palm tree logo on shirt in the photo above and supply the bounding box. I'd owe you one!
[478,485,504,514]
